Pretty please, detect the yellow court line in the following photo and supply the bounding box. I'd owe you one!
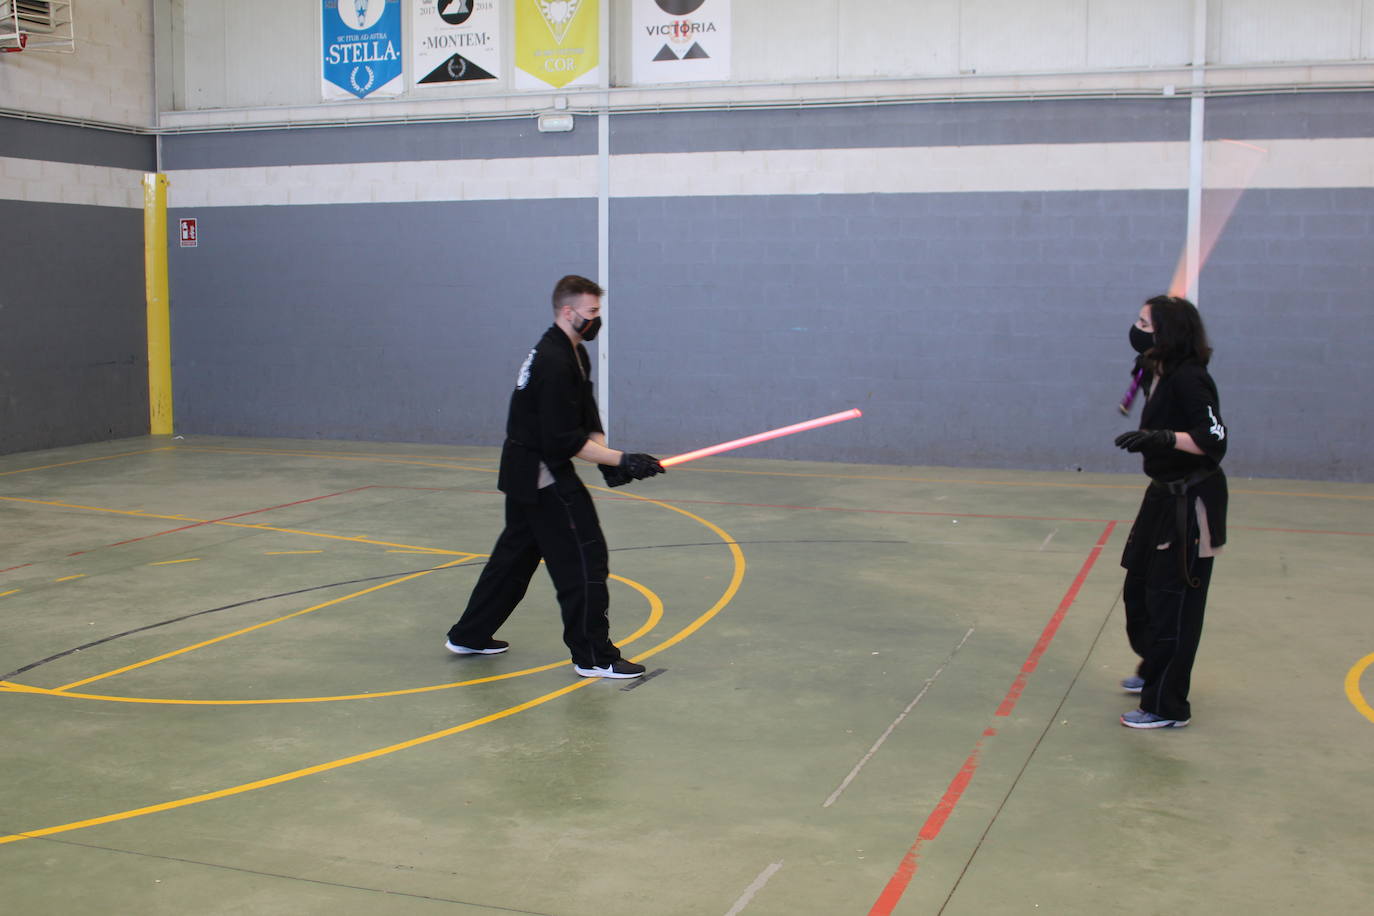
[595,486,747,665]
[212,521,474,554]
[176,445,500,465]
[1,589,21,599]
[54,557,481,691]
[0,495,474,556]
[264,550,324,555]
[54,575,86,583]
[0,447,175,478]
[14,575,664,706]
[148,559,200,567]
[0,495,210,523]
[0,677,596,846]
[0,494,745,846]
[1345,653,1374,725]
[173,446,497,475]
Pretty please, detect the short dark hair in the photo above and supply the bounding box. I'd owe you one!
[1145,294,1212,370]
[551,275,604,314]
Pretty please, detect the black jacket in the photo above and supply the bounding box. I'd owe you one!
[1121,359,1229,572]
[497,325,604,503]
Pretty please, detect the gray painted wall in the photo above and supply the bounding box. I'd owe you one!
[170,199,595,443]
[161,93,1374,481]
[0,118,154,456]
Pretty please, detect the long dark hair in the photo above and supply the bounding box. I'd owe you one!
[1145,294,1212,371]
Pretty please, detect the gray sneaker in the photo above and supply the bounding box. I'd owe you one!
[1121,675,1145,694]
[1121,708,1189,729]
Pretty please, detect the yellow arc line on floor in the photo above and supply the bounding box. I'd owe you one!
[148,558,200,566]
[54,557,482,691]
[0,498,744,845]
[1345,652,1374,724]
[0,678,595,846]
[54,575,86,582]
[1,589,21,598]
[14,575,663,705]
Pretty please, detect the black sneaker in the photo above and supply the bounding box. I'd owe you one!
[573,658,646,679]
[445,639,509,655]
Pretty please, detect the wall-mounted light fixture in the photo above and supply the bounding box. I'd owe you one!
[537,111,574,133]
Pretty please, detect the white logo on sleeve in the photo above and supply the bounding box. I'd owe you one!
[516,349,535,390]
[1208,406,1226,441]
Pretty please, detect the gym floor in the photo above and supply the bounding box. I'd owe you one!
[1,437,1371,915]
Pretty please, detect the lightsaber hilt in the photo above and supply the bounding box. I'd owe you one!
[1118,369,1144,415]
[660,409,863,468]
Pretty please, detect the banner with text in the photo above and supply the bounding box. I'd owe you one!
[514,0,600,91]
[413,0,501,88]
[632,0,730,85]
[323,0,404,99]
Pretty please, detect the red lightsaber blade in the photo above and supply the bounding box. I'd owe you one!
[660,409,863,468]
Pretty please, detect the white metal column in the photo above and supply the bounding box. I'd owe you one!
[1183,0,1208,302]
[595,1,611,436]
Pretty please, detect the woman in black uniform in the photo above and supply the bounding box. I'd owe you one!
[1114,294,1228,729]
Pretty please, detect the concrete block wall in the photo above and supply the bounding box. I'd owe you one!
[0,0,156,128]
[160,92,1374,480]
[0,118,156,454]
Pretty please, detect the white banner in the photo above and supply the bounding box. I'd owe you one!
[632,0,730,85]
[413,0,501,88]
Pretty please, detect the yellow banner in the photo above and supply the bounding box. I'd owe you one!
[515,0,600,89]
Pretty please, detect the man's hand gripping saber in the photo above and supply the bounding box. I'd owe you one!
[661,409,863,468]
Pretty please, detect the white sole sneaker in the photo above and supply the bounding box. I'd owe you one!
[573,663,645,679]
[445,640,508,655]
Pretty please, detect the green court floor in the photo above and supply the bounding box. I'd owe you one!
[2,437,1371,915]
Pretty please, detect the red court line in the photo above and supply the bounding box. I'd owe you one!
[869,520,1116,916]
[997,521,1117,717]
[1,563,34,574]
[870,728,997,916]
[63,485,445,557]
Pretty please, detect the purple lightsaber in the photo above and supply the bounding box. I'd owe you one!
[1118,368,1144,415]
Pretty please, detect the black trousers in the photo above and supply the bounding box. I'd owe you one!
[1123,544,1214,722]
[448,477,620,668]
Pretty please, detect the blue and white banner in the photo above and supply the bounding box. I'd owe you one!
[323,0,404,100]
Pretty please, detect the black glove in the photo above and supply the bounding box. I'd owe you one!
[1114,429,1176,454]
[599,463,631,488]
[619,452,665,481]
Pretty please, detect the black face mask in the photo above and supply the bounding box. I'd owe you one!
[1129,325,1153,354]
[572,313,602,342]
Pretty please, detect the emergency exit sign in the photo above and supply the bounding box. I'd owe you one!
[179,217,198,247]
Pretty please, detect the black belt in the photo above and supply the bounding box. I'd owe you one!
[1149,467,1217,588]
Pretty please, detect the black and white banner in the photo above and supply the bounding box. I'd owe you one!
[413,0,501,87]
[632,0,731,85]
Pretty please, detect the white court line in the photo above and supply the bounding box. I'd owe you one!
[822,627,975,809]
[1039,528,1059,551]
[724,861,784,916]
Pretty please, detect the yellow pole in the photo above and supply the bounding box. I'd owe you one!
[143,173,173,436]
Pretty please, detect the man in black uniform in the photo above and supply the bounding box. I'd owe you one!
[445,275,664,678]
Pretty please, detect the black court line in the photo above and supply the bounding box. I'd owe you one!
[0,539,906,682]
[20,835,560,915]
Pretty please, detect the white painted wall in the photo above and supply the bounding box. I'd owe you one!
[3,1,1370,129]
[0,0,156,127]
[155,0,1373,120]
